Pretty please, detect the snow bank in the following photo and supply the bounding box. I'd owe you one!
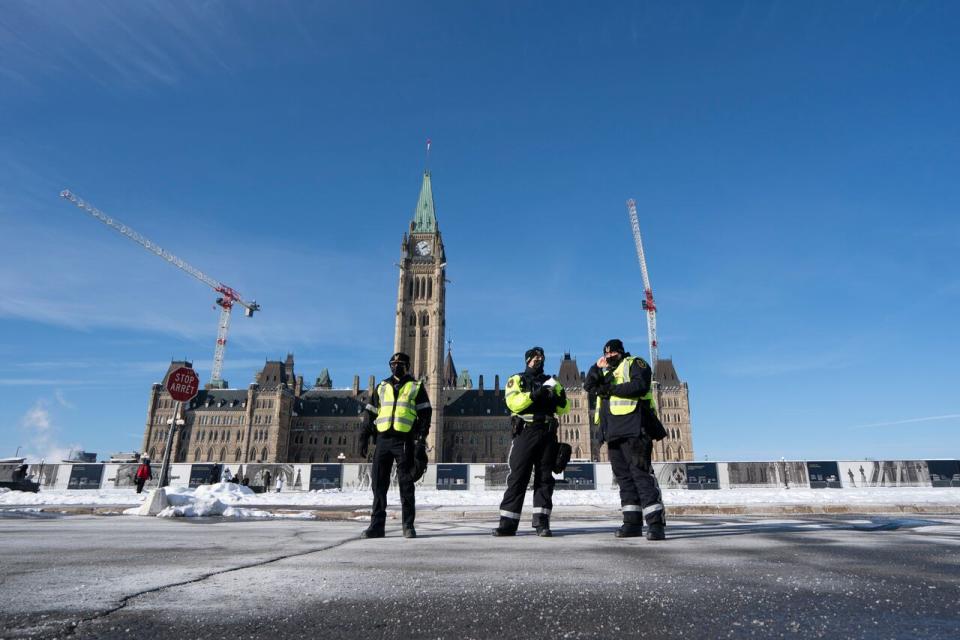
[154,483,314,519]
[4,483,960,513]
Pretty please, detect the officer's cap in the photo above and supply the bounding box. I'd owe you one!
[524,346,545,362]
[389,352,411,365]
[603,339,625,354]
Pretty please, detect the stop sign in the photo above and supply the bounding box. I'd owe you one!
[166,366,200,402]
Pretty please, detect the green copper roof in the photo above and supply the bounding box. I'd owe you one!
[316,368,332,389]
[412,171,437,233]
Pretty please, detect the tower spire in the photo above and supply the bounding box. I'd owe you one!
[412,165,437,232]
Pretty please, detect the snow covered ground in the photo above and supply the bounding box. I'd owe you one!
[2,482,960,518]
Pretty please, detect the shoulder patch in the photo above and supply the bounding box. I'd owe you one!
[636,358,649,368]
[507,378,514,388]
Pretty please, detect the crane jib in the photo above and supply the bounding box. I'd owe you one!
[60,189,260,388]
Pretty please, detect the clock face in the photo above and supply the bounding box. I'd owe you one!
[415,240,431,256]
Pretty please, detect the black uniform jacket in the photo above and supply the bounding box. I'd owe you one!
[515,367,567,419]
[361,374,432,441]
[584,355,651,443]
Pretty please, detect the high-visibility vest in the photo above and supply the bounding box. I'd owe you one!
[593,357,657,425]
[505,374,570,421]
[374,380,422,433]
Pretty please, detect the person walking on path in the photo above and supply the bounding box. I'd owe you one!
[135,458,152,494]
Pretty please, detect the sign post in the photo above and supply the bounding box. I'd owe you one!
[159,366,199,488]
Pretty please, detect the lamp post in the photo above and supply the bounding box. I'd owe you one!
[337,452,346,491]
[159,405,186,488]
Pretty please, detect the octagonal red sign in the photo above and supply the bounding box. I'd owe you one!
[166,366,200,402]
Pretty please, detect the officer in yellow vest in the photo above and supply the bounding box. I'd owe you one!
[493,346,570,537]
[585,339,666,540]
[358,352,432,539]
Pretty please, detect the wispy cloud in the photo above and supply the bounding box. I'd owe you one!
[0,2,240,91]
[849,414,960,430]
[17,397,83,463]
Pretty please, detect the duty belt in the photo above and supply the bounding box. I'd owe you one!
[517,414,557,424]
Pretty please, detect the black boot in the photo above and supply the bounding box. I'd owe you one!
[361,527,384,539]
[614,524,643,538]
[403,527,417,539]
[616,508,643,538]
[492,516,518,537]
[535,516,552,537]
[645,523,666,541]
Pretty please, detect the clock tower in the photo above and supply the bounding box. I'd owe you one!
[394,170,446,461]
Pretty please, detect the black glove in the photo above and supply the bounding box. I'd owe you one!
[534,383,553,401]
[595,384,612,398]
[359,437,369,458]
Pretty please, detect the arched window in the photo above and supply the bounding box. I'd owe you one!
[410,313,416,326]
[148,448,156,460]
[261,447,268,461]
[218,447,225,461]
[323,451,330,462]
[194,448,201,461]
[250,447,257,460]
[415,278,420,299]
[422,312,429,326]
[678,446,685,460]
[206,448,213,462]
[576,447,582,458]
[575,429,580,440]
[665,446,673,460]
[407,279,413,298]
[427,279,433,299]
[235,448,242,461]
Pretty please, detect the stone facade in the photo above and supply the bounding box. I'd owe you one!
[142,170,694,464]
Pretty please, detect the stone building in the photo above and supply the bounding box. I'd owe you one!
[142,170,694,464]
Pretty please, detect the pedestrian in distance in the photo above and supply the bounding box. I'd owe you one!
[275,474,284,493]
[492,346,569,537]
[135,458,152,494]
[358,352,432,539]
[222,467,233,483]
[584,339,667,540]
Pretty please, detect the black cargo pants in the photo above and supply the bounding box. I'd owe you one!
[497,420,558,530]
[369,433,416,531]
[608,436,665,529]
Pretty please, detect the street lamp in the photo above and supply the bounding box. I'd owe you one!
[159,409,186,488]
[337,452,346,492]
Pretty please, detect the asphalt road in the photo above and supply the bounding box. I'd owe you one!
[2,513,959,639]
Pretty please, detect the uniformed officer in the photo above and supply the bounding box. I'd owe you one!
[358,352,432,539]
[584,339,666,540]
[493,346,570,537]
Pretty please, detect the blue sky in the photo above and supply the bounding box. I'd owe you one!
[1,1,957,463]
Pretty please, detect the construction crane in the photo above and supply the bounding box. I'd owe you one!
[626,198,658,373]
[59,190,260,389]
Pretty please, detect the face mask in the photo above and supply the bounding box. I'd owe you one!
[527,360,544,375]
[390,362,408,378]
[605,353,622,369]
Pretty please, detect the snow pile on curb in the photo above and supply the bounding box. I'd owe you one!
[124,483,315,519]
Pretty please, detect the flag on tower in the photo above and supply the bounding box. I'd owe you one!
[426,138,431,151]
